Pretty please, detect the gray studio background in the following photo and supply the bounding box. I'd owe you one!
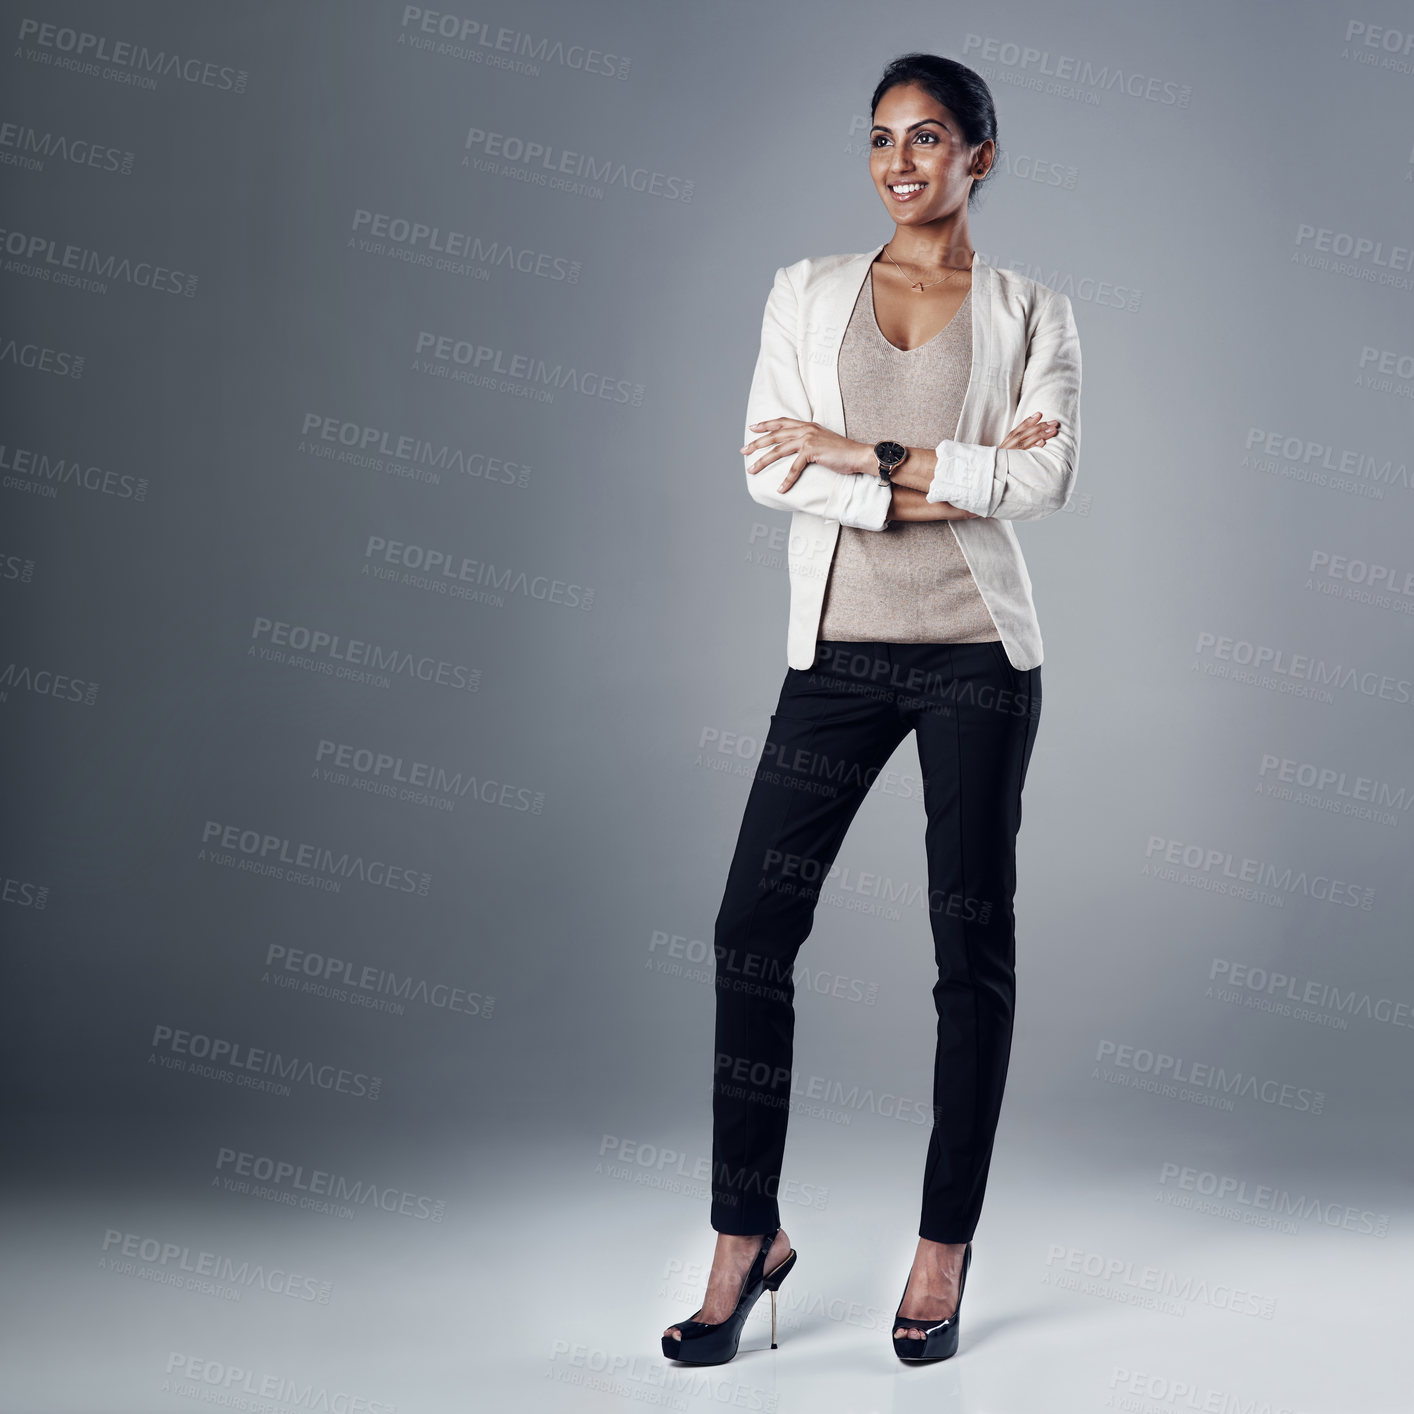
[3,2,1412,1411]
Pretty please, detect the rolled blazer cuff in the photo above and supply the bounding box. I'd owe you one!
[925,439,995,517]
[831,470,892,530]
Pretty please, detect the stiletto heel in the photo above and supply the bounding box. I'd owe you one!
[891,1241,971,1363]
[661,1229,798,1365]
[761,1242,794,1350]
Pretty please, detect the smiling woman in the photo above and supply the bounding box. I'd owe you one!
[660,51,1081,1372]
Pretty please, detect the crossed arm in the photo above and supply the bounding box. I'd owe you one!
[740,263,1081,528]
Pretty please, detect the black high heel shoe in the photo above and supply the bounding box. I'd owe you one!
[891,1241,972,1362]
[661,1229,798,1365]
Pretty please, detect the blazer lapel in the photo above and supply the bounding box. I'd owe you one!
[955,256,994,445]
[803,243,883,435]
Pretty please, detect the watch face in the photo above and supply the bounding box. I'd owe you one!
[875,440,906,468]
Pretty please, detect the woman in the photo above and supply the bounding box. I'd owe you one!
[662,51,1081,1366]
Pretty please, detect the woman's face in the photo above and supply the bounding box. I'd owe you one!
[868,82,988,226]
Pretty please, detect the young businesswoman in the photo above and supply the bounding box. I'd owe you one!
[662,52,1081,1366]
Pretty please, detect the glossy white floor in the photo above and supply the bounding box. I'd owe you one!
[2,1115,1405,1413]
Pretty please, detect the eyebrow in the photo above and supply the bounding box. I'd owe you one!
[870,118,947,134]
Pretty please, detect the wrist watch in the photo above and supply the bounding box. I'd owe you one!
[874,440,907,487]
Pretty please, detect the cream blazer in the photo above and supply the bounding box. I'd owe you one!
[741,241,1082,670]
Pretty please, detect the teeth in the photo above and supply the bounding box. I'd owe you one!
[891,183,924,194]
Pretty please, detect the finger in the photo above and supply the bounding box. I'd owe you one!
[745,436,789,473]
[1015,425,1058,449]
[757,440,802,485]
[743,420,808,454]
[779,453,810,492]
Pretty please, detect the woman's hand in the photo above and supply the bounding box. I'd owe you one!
[1000,411,1060,451]
[741,418,874,493]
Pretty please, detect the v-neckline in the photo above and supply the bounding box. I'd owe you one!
[867,265,971,354]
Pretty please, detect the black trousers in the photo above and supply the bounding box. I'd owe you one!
[709,638,1041,1244]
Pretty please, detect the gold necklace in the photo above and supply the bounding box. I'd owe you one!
[882,242,975,293]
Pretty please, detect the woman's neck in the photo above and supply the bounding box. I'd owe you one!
[883,224,975,273]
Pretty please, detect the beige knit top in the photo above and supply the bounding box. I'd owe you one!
[817,270,1000,644]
